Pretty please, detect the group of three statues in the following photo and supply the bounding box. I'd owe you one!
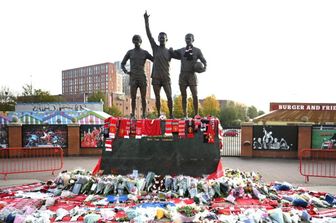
[121,12,207,119]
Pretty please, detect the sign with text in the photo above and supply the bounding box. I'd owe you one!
[16,102,103,112]
[270,103,336,111]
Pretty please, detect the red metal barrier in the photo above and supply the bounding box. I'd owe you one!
[299,148,336,182]
[0,147,64,180]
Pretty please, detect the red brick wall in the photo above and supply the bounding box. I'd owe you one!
[67,124,80,156]
[241,124,253,157]
[8,124,22,148]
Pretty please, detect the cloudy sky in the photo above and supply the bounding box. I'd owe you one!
[1,0,335,112]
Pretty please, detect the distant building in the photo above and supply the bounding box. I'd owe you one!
[62,61,153,118]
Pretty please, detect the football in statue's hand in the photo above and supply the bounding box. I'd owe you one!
[193,62,205,73]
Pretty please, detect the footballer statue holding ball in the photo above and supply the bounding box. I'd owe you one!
[171,33,207,118]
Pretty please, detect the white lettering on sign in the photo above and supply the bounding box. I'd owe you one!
[276,104,336,111]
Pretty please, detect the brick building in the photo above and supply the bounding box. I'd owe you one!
[62,62,154,118]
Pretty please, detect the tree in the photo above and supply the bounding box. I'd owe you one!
[235,102,248,122]
[104,104,122,117]
[22,84,33,96]
[202,95,220,117]
[152,99,169,117]
[247,105,258,119]
[173,95,183,118]
[173,95,195,118]
[0,86,16,111]
[33,89,58,102]
[219,105,237,126]
[219,101,248,126]
[88,91,106,104]
[187,97,195,117]
[18,84,59,103]
[258,110,265,116]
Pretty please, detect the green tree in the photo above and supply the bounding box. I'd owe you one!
[258,110,265,116]
[18,85,58,103]
[247,105,258,119]
[104,104,122,117]
[202,95,220,117]
[22,84,33,96]
[235,102,248,122]
[219,105,237,126]
[219,101,248,126]
[33,89,58,102]
[173,95,183,118]
[0,86,16,111]
[88,91,106,104]
[152,99,169,117]
[187,97,195,117]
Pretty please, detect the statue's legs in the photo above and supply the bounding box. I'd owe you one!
[130,85,137,118]
[162,83,173,118]
[179,84,188,118]
[189,85,198,117]
[153,85,161,117]
[139,84,147,118]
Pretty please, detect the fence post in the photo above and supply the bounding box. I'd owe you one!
[8,123,22,148]
[298,124,312,158]
[67,123,80,156]
[241,122,253,157]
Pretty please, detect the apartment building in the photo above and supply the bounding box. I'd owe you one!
[62,61,153,117]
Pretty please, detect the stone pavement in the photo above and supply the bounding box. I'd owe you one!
[1,156,335,194]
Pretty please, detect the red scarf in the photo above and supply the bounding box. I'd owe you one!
[207,118,216,144]
[108,117,118,139]
[135,120,143,139]
[186,118,194,138]
[105,138,113,151]
[118,119,131,138]
[165,119,173,136]
[172,119,179,133]
[178,120,186,138]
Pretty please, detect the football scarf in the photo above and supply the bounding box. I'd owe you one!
[135,120,143,139]
[105,138,113,151]
[118,119,131,138]
[130,119,137,137]
[178,119,186,138]
[184,45,193,61]
[207,118,216,144]
[194,116,202,132]
[201,119,210,143]
[172,119,179,133]
[186,118,194,138]
[108,117,118,139]
[165,119,173,136]
[217,119,224,149]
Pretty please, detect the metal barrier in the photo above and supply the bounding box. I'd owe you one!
[221,127,241,157]
[299,148,336,182]
[0,147,64,180]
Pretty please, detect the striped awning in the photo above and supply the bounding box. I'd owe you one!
[78,114,104,124]
[0,116,9,125]
[19,115,43,124]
